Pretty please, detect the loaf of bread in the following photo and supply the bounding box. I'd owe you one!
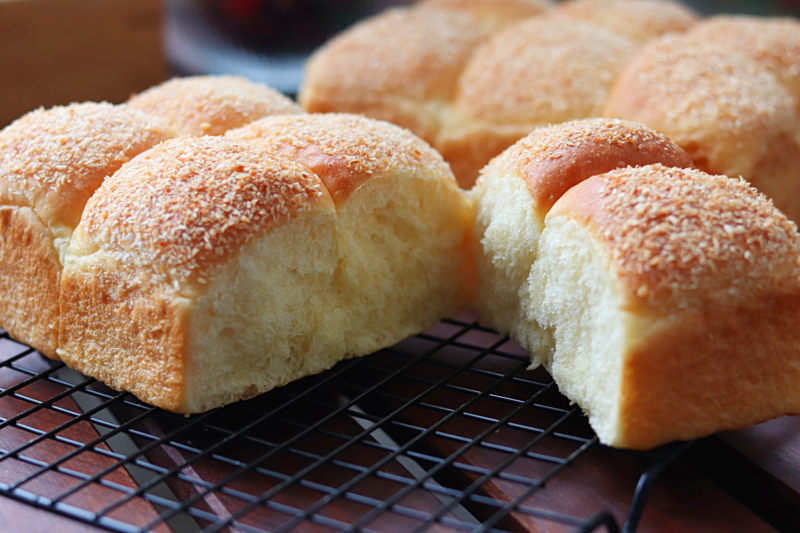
[604,35,800,223]
[0,76,306,360]
[473,118,693,361]
[51,113,473,413]
[473,119,800,449]
[299,0,698,187]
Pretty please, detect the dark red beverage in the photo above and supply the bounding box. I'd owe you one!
[164,0,413,94]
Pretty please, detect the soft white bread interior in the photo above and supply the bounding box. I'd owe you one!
[226,114,476,358]
[58,115,475,413]
[531,164,800,449]
[0,103,175,357]
[472,118,693,360]
[128,75,304,136]
[298,0,700,188]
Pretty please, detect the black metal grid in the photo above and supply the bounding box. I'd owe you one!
[0,314,687,532]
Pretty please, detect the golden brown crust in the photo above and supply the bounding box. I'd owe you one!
[551,164,800,310]
[226,113,455,204]
[682,15,800,117]
[619,292,800,449]
[453,19,636,124]
[127,75,303,136]
[481,118,693,219]
[0,102,174,358]
[604,36,796,180]
[298,8,492,144]
[77,136,331,287]
[417,0,553,31]
[59,262,191,411]
[438,18,637,186]
[0,102,174,238]
[555,0,698,43]
[544,163,800,448]
[0,207,60,358]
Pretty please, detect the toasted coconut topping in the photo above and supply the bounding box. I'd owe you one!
[683,16,800,92]
[128,75,303,136]
[0,102,174,229]
[482,118,692,213]
[226,113,453,201]
[78,136,329,285]
[557,164,800,305]
[301,8,492,103]
[555,0,698,43]
[455,18,637,124]
[604,35,795,178]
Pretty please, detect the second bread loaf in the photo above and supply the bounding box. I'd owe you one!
[58,114,475,413]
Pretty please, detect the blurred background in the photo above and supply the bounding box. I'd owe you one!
[0,0,798,127]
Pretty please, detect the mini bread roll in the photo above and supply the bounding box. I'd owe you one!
[226,114,476,357]
[438,19,638,187]
[59,137,336,412]
[298,8,493,145]
[59,116,475,413]
[416,0,553,31]
[555,0,698,43]
[473,118,692,358]
[0,103,174,357]
[128,75,303,136]
[681,15,800,122]
[531,165,800,449]
[604,36,800,223]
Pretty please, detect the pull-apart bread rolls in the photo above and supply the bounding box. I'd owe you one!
[533,165,800,449]
[128,75,303,136]
[58,115,474,413]
[299,0,699,188]
[681,15,800,121]
[554,0,698,44]
[298,8,498,146]
[0,75,308,361]
[437,18,637,186]
[604,35,800,223]
[474,119,693,361]
[0,103,175,357]
[475,119,800,448]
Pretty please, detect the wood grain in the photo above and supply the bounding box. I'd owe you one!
[0,0,167,127]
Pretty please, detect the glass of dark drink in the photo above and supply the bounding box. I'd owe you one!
[163,0,414,95]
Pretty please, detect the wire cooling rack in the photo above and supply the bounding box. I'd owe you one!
[0,314,688,532]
